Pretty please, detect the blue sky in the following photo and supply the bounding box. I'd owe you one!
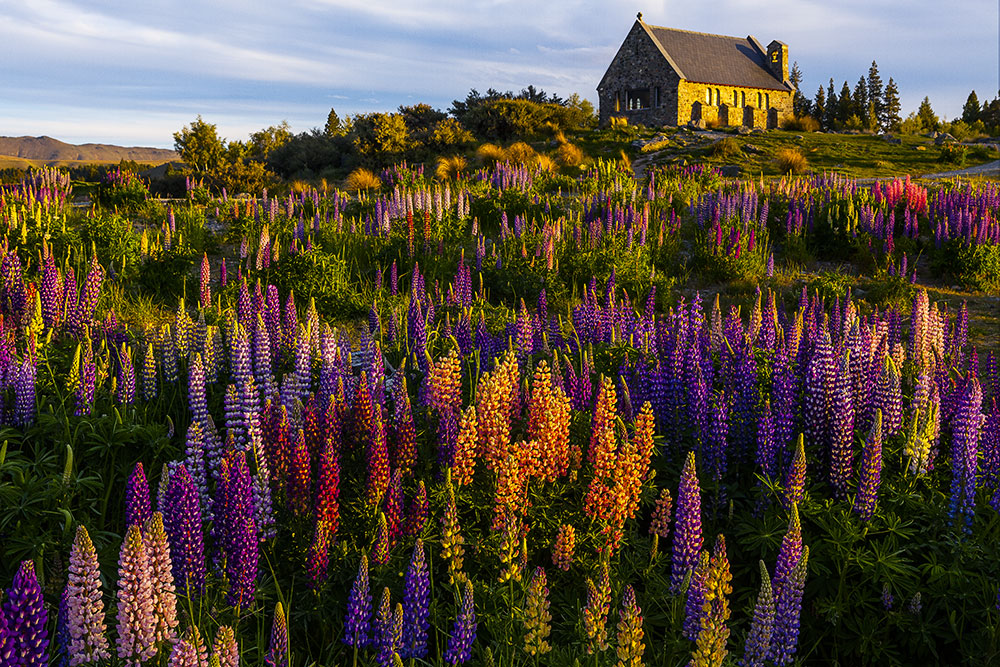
[1,0,997,148]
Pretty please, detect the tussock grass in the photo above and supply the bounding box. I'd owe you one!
[435,155,468,181]
[344,167,381,191]
[775,147,809,174]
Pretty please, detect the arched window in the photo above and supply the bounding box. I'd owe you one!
[706,88,711,104]
[733,90,738,107]
[741,91,746,107]
[757,92,762,108]
[714,89,721,105]
[765,93,770,108]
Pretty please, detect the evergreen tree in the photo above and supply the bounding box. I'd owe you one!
[324,108,342,137]
[962,91,981,124]
[867,61,884,125]
[881,78,902,132]
[813,85,826,126]
[837,81,854,125]
[853,77,869,127]
[916,96,940,132]
[789,62,810,118]
[979,93,1000,131]
[824,79,839,130]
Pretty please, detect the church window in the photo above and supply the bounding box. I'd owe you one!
[627,88,650,110]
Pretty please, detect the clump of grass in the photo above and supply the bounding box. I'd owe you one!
[608,116,628,129]
[477,143,506,167]
[775,148,809,174]
[640,138,672,154]
[555,141,585,167]
[535,154,557,173]
[711,137,740,159]
[705,117,724,130]
[435,155,467,181]
[782,115,820,132]
[344,167,381,191]
[505,141,538,166]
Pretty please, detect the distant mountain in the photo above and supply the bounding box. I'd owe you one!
[0,136,178,165]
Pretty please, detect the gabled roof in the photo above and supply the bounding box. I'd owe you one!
[640,22,792,92]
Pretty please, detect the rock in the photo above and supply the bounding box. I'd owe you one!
[795,135,804,141]
[719,165,742,177]
[737,126,752,135]
[934,133,957,145]
[915,145,927,151]
[751,128,766,134]
[742,144,763,154]
[887,137,902,145]
[688,119,706,130]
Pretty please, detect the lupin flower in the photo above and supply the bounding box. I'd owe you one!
[615,585,644,667]
[690,535,732,667]
[180,626,208,667]
[881,584,894,611]
[769,546,809,666]
[782,435,806,510]
[648,488,673,558]
[683,549,710,641]
[223,452,259,610]
[307,522,331,591]
[344,554,372,648]
[166,638,198,667]
[372,512,390,565]
[523,567,552,656]
[287,429,311,516]
[143,512,179,645]
[401,539,430,660]
[949,376,983,532]
[367,400,390,506]
[13,355,37,428]
[161,463,206,597]
[264,602,288,667]
[444,581,476,666]
[200,253,211,308]
[66,525,110,665]
[116,525,157,665]
[853,410,883,522]
[374,588,401,667]
[527,360,572,482]
[315,436,341,537]
[117,343,135,405]
[552,523,576,571]
[4,560,50,667]
[125,462,152,531]
[212,626,238,667]
[451,406,478,487]
[404,480,429,537]
[773,504,803,600]
[440,480,467,587]
[740,561,775,667]
[582,563,611,654]
[141,342,157,401]
[498,509,522,583]
[671,452,704,594]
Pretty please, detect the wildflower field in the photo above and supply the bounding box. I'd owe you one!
[0,160,997,667]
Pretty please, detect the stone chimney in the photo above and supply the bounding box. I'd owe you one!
[767,40,788,83]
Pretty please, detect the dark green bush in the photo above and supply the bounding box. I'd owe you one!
[932,240,1000,292]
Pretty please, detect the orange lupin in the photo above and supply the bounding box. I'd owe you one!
[527,361,572,483]
[451,405,479,487]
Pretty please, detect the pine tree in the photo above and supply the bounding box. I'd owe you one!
[812,86,826,127]
[962,91,981,124]
[823,79,839,130]
[882,78,902,132]
[325,108,341,137]
[867,61,884,125]
[981,94,1000,132]
[837,81,854,125]
[789,62,809,118]
[916,97,939,132]
[853,77,869,128]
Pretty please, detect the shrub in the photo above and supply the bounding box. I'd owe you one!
[344,167,381,191]
[782,115,820,132]
[704,117,724,130]
[931,240,1000,292]
[775,148,809,174]
[639,138,672,154]
[711,137,740,159]
[476,143,507,167]
[535,154,556,173]
[608,116,628,129]
[435,155,468,181]
[505,141,538,166]
[938,144,968,166]
[91,167,149,211]
[555,141,585,167]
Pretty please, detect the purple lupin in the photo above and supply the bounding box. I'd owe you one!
[670,451,703,594]
[3,560,50,667]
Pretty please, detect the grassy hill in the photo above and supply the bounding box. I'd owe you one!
[0,136,177,167]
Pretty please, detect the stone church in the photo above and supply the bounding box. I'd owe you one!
[598,14,795,128]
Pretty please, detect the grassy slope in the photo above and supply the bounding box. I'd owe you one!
[578,126,1000,179]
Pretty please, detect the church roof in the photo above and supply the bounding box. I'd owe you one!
[641,23,792,91]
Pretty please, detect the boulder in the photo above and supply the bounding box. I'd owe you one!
[742,144,763,155]
[719,165,742,177]
[688,119,707,130]
[751,128,766,134]
[737,126,752,135]
[934,133,957,145]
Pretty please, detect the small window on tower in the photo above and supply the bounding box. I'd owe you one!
[733,91,738,107]
[758,92,762,108]
[765,93,770,108]
[706,89,711,104]
[741,91,746,107]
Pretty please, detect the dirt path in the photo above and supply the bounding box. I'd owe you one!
[921,159,1000,180]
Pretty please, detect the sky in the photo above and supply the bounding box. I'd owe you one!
[1,0,997,148]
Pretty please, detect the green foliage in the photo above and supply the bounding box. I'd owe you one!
[932,240,1000,292]
[90,168,150,212]
[173,115,226,174]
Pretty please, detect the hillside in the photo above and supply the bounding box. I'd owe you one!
[0,135,177,165]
